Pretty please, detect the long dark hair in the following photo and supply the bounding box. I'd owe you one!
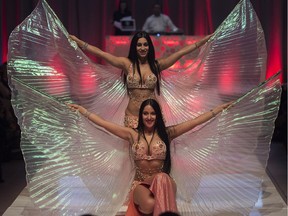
[124,31,161,95]
[137,99,171,174]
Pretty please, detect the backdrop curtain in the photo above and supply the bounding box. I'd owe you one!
[0,0,286,82]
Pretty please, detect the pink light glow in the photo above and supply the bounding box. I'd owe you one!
[182,60,194,68]
[109,37,130,45]
[185,39,198,45]
[48,56,97,95]
[162,40,180,46]
[112,40,129,45]
[79,72,97,95]
[219,66,236,94]
[266,2,283,83]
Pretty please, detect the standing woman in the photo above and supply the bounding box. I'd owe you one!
[69,32,211,128]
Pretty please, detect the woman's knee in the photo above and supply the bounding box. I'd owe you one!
[133,184,153,204]
[138,197,155,214]
[133,185,155,213]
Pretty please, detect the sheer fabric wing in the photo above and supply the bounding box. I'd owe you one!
[158,0,267,126]
[171,74,281,215]
[11,82,134,216]
[8,0,133,215]
[8,0,128,125]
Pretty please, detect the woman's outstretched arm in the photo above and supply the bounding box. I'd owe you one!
[68,104,134,141]
[168,101,233,140]
[69,35,130,71]
[157,34,213,71]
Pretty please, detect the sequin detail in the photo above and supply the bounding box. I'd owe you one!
[135,166,163,181]
[132,140,166,160]
[126,73,157,89]
[124,115,139,128]
[128,90,157,109]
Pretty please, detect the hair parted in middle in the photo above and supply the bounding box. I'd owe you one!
[137,99,171,174]
[123,31,161,94]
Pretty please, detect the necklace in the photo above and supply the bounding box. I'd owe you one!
[143,130,155,155]
[145,131,154,136]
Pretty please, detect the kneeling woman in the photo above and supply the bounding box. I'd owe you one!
[68,99,231,216]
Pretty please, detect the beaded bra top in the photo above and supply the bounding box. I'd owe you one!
[132,140,166,161]
[126,65,157,90]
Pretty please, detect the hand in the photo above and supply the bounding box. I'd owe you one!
[209,32,215,38]
[67,103,87,115]
[197,33,214,48]
[68,35,78,42]
[215,101,234,114]
[203,33,214,42]
[68,35,83,46]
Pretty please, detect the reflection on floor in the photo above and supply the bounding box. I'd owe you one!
[0,141,286,216]
[2,172,287,216]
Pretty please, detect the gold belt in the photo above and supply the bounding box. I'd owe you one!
[135,166,163,181]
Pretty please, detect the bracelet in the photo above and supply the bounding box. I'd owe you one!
[83,110,91,118]
[210,109,216,117]
[81,42,89,50]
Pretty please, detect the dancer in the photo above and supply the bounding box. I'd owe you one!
[69,31,211,128]
[68,98,232,215]
[7,0,281,215]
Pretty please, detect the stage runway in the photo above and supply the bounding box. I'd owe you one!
[2,166,287,216]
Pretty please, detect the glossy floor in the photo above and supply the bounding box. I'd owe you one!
[0,142,286,216]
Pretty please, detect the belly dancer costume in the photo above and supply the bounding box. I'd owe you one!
[7,0,281,215]
[124,64,157,128]
[126,138,178,216]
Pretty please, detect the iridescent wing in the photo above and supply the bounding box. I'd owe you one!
[171,74,281,215]
[158,0,267,126]
[11,82,134,215]
[157,1,281,214]
[8,0,133,215]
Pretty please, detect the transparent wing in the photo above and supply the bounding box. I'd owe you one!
[9,78,134,216]
[171,73,281,215]
[158,0,267,126]
[8,0,133,215]
[8,0,128,125]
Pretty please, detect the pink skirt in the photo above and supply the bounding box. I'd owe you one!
[125,173,178,216]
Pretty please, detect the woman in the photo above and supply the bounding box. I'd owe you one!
[68,98,232,215]
[69,31,211,128]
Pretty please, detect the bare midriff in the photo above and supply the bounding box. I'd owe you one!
[125,88,157,116]
[134,159,164,181]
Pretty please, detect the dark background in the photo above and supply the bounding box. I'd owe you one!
[0,0,287,82]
